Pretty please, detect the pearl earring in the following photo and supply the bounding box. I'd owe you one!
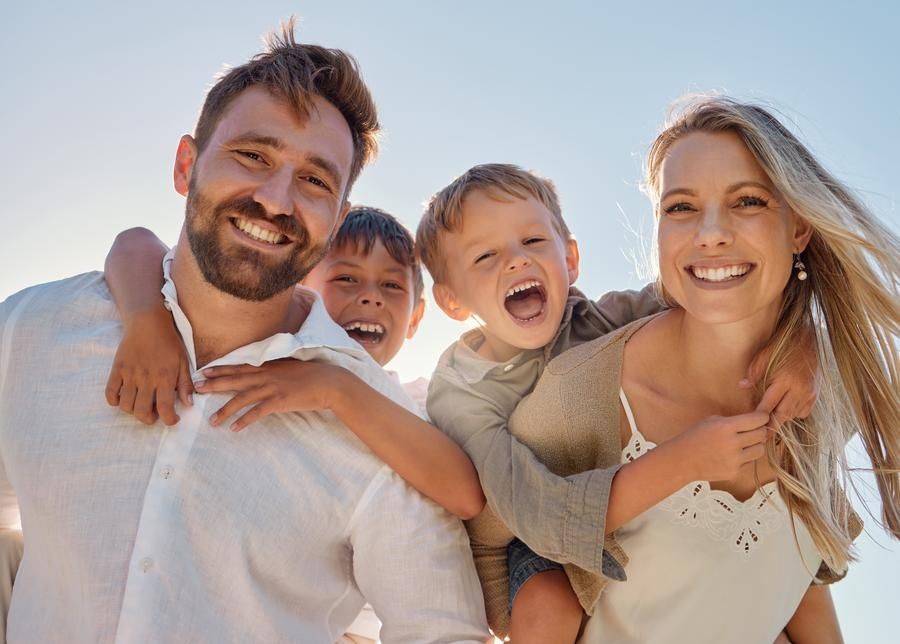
[793,254,808,281]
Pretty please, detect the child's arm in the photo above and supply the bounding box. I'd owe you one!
[104,227,192,426]
[784,585,843,644]
[197,361,486,520]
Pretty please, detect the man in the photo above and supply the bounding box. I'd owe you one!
[0,22,488,643]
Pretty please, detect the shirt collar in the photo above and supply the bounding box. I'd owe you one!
[161,248,370,375]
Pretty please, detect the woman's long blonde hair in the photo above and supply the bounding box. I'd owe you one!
[643,95,899,572]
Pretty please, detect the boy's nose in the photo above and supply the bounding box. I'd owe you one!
[505,254,531,272]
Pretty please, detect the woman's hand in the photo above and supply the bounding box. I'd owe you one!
[105,306,193,426]
[744,325,819,422]
[674,411,771,482]
[197,359,348,431]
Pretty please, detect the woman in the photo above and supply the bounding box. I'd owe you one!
[519,95,899,642]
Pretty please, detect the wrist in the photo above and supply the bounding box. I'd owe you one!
[656,435,700,486]
[324,366,355,415]
[120,299,170,330]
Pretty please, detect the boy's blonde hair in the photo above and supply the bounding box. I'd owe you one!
[417,163,572,283]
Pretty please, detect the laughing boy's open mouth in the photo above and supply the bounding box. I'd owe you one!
[504,279,547,321]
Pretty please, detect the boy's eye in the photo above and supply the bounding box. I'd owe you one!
[383,281,405,291]
[334,275,357,284]
[735,195,768,208]
[474,251,496,264]
[523,237,546,245]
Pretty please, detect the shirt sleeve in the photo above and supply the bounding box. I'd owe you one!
[0,292,27,532]
[349,466,489,644]
[590,286,664,331]
[427,368,624,579]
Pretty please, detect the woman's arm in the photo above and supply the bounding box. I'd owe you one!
[199,361,486,520]
[784,585,843,644]
[104,227,193,425]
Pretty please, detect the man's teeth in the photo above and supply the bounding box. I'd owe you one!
[505,279,542,298]
[234,217,287,245]
[691,264,752,282]
[343,321,385,334]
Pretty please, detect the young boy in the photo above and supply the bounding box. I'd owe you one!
[415,163,815,642]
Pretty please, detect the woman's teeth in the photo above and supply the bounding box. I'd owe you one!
[690,264,751,282]
[234,217,287,245]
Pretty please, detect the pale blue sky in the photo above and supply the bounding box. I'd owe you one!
[2,1,897,640]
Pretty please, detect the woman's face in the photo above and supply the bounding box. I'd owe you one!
[656,130,811,327]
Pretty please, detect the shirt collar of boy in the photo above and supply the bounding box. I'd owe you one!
[160,248,372,377]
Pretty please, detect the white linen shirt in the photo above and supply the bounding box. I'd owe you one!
[0,253,488,644]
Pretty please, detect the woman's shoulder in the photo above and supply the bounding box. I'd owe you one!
[545,312,667,377]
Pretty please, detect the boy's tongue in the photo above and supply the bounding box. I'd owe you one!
[505,290,544,321]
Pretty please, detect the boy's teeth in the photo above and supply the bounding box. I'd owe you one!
[343,321,385,334]
[505,279,541,298]
[691,264,751,282]
[234,217,287,245]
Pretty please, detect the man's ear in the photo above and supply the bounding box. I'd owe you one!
[566,237,580,285]
[792,214,814,253]
[336,200,352,230]
[174,135,198,196]
[433,282,470,322]
[405,298,426,340]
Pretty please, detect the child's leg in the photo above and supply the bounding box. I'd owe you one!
[507,539,582,644]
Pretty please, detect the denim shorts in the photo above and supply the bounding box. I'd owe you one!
[507,537,563,614]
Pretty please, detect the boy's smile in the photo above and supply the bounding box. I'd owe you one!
[434,191,578,362]
[303,239,424,366]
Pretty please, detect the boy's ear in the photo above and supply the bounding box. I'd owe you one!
[566,237,580,285]
[433,283,470,322]
[173,135,197,196]
[405,299,426,340]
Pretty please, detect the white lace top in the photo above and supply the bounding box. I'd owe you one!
[578,390,823,644]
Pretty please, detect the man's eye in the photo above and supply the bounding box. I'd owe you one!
[238,150,265,163]
[302,175,329,190]
[736,195,768,208]
[474,251,495,264]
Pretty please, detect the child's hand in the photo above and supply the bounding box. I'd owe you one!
[675,411,771,482]
[196,359,348,432]
[743,325,819,422]
[105,306,193,426]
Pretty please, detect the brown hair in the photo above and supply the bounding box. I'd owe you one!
[416,163,572,283]
[193,17,379,194]
[644,95,900,570]
[333,205,425,302]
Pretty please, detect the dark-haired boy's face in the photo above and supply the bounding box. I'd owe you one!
[303,240,424,366]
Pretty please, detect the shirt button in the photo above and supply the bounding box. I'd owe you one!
[160,465,174,479]
[503,364,515,372]
[140,557,154,573]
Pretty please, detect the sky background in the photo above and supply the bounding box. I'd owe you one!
[2,1,897,640]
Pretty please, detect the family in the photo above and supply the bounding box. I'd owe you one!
[0,19,897,644]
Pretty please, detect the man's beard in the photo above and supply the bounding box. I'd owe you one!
[184,184,330,302]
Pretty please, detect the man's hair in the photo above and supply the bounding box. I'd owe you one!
[333,205,425,301]
[416,163,572,283]
[193,18,379,194]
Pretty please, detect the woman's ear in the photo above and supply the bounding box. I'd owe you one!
[433,283,470,322]
[792,214,814,253]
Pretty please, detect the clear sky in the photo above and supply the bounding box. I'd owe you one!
[2,1,897,640]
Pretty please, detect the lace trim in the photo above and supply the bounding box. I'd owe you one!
[620,393,782,556]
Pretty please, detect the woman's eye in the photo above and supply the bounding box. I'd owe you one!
[663,202,693,215]
[736,195,768,208]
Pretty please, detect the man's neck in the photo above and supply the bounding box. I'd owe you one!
[170,242,309,368]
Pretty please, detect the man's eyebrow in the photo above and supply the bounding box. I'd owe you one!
[660,187,697,201]
[225,132,284,150]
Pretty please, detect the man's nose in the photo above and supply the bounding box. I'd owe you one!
[694,207,734,249]
[253,167,295,216]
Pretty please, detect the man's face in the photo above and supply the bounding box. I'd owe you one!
[303,240,425,367]
[177,87,354,301]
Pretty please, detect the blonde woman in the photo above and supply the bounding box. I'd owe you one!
[520,96,898,643]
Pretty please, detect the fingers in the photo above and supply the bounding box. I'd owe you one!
[743,345,772,388]
[195,373,259,394]
[202,364,263,378]
[755,380,789,415]
[155,385,180,426]
[728,410,771,432]
[229,401,278,432]
[133,383,157,426]
[741,443,766,463]
[738,426,769,448]
[209,388,267,427]
[177,362,194,408]
[105,370,123,406]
